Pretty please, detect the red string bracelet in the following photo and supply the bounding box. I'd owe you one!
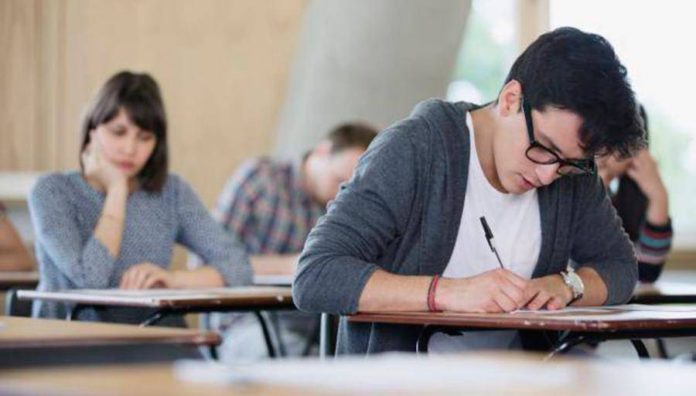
[427,275,442,312]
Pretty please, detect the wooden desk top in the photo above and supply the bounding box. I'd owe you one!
[632,281,696,304]
[0,352,695,396]
[349,304,696,332]
[17,286,294,309]
[0,316,220,349]
[0,271,39,290]
[0,363,299,396]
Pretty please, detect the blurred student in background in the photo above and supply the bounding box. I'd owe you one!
[191,122,377,360]
[598,106,673,283]
[29,71,252,324]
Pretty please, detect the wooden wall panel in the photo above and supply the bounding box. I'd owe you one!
[0,0,40,170]
[1,0,306,207]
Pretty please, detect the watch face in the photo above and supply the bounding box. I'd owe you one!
[562,271,584,299]
[568,272,584,296]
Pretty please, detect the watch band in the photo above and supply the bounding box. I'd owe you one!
[561,268,584,304]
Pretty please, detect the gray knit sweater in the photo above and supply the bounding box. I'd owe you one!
[29,171,253,324]
[293,99,637,354]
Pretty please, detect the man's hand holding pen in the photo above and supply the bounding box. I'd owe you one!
[434,269,573,313]
[432,216,575,313]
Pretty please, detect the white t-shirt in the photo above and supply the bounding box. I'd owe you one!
[429,112,542,353]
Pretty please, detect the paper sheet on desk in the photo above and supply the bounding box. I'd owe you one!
[510,304,696,321]
[69,287,287,299]
[173,354,575,393]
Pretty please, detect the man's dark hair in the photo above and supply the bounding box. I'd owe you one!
[504,27,645,158]
[325,122,378,154]
[79,71,168,192]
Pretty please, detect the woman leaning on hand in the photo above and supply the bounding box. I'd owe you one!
[29,71,252,323]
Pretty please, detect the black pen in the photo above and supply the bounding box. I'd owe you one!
[479,216,505,269]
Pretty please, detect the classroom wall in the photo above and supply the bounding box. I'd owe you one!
[0,0,306,207]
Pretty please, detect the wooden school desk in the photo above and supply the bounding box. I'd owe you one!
[0,271,38,291]
[348,304,696,358]
[253,274,323,357]
[1,271,39,316]
[316,280,696,358]
[632,281,696,304]
[17,287,294,358]
[630,280,696,357]
[2,351,696,396]
[0,315,219,367]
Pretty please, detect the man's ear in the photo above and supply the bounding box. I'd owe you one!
[497,80,522,117]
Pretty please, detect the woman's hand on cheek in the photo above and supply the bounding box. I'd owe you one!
[83,134,127,191]
[626,150,666,200]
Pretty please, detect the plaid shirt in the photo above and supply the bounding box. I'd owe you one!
[213,157,325,254]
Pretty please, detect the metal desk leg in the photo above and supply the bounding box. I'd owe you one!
[200,313,219,361]
[301,315,322,356]
[656,338,669,359]
[631,339,650,359]
[268,311,287,357]
[416,325,439,354]
[254,311,277,358]
[207,344,219,360]
[67,304,85,321]
[544,333,587,361]
[139,310,168,327]
[319,313,336,359]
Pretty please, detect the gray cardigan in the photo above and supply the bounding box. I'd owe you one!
[293,99,637,354]
[29,171,253,324]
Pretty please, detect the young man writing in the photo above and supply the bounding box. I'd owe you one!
[293,27,645,354]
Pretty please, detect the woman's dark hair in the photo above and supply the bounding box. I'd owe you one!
[79,71,168,192]
[504,27,645,158]
[613,105,649,240]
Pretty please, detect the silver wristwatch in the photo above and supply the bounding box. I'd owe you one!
[560,267,584,304]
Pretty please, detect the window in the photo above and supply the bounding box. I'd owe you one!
[447,0,518,104]
[551,1,696,248]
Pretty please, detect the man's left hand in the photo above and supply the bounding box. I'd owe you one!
[523,274,573,310]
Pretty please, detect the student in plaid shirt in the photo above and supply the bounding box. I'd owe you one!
[194,122,377,360]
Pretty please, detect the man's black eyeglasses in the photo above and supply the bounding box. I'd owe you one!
[522,98,596,176]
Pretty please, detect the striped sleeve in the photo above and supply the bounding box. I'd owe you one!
[636,218,673,283]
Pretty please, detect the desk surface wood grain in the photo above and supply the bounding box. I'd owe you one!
[0,352,695,396]
[0,316,220,349]
[17,286,294,309]
[349,304,696,332]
